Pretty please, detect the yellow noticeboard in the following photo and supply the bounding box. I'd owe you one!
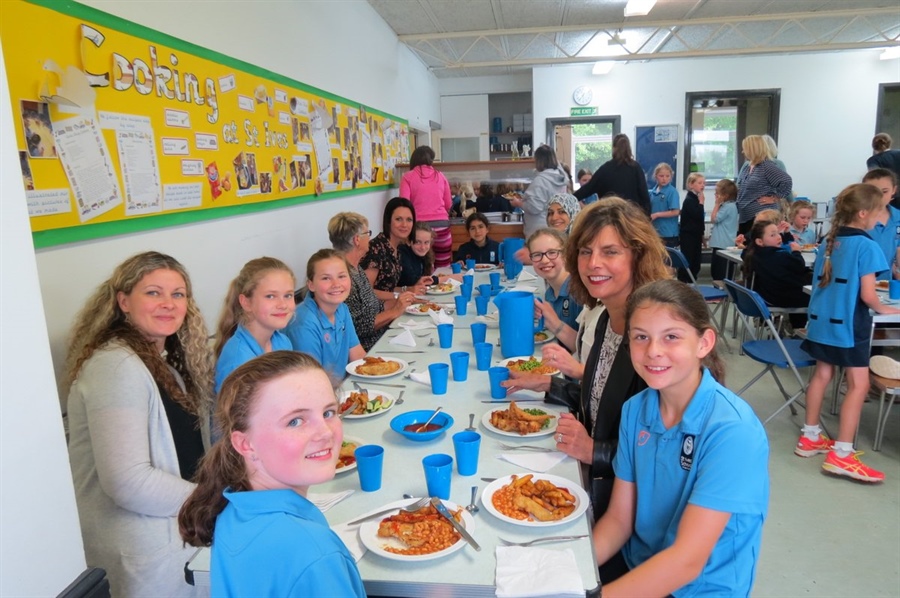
[2,0,409,248]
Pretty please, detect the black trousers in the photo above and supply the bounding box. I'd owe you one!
[680,232,703,280]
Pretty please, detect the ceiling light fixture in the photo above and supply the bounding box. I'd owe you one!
[880,46,900,60]
[608,32,626,46]
[624,0,657,18]
[592,61,615,75]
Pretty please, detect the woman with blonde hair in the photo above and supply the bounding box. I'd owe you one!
[735,134,793,236]
[65,251,213,597]
[502,199,670,571]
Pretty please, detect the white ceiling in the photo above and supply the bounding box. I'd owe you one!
[366,0,900,78]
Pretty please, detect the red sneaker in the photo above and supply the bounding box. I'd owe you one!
[822,451,885,483]
[794,434,833,457]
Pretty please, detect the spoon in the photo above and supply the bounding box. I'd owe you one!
[466,486,479,514]
[395,390,405,406]
[416,406,443,432]
[465,413,476,431]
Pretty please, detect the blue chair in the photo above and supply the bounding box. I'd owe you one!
[724,279,816,425]
[666,247,731,351]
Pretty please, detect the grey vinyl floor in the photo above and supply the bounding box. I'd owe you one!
[699,266,900,597]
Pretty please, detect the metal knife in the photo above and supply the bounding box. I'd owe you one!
[430,497,481,551]
[357,381,406,388]
[344,505,406,527]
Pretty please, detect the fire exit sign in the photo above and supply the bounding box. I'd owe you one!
[570,106,598,116]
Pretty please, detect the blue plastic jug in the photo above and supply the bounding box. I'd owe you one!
[499,238,525,280]
[493,291,543,358]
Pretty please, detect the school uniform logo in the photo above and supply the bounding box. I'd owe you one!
[562,298,570,318]
[637,430,651,446]
[324,332,332,344]
[680,434,695,471]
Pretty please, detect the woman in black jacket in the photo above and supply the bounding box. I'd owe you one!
[502,198,669,521]
[573,134,651,215]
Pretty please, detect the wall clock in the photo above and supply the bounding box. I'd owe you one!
[572,86,593,106]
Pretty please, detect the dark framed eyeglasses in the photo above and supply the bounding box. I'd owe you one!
[529,249,562,262]
[358,229,373,238]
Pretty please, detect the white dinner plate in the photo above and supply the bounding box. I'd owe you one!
[358,498,475,561]
[426,285,456,296]
[481,474,589,527]
[498,356,561,377]
[338,389,396,419]
[345,357,408,379]
[335,435,364,473]
[481,406,559,438]
[405,303,446,316]
[474,263,497,271]
[533,329,555,345]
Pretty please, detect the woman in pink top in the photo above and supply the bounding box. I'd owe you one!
[400,146,453,267]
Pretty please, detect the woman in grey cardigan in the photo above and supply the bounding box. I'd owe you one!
[65,252,213,597]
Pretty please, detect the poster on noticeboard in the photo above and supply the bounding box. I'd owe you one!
[2,0,410,248]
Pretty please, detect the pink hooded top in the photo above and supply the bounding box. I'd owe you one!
[399,165,452,222]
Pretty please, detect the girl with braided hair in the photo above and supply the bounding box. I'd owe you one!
[796,183,900,482]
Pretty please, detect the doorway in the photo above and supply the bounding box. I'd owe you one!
[546,116,620,191]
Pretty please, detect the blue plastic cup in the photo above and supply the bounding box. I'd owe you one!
[471,322,487,345]
[354,445,385,492]
[891,280,900,300]
[454,294,468,315]
[466,258,476,271]
[460,283,473,300]
[475,295,489,316]
[478,283,492,298]
[450,351,470,381]
[463,274,474,287]
[489,272,501,289]
[451,262,462,274]
[488,366,510,399]
[437,323,453,348]
[428,363,450,395]
[474,342,493,371]
[452,431,481,476]
[422,453,453,500]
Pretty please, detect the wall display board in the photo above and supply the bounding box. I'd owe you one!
[2,0,410,248]
[635,125,678,189]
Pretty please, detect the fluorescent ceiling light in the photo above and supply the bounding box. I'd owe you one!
[880,47,900,60]
[581,33,630,58]
[592,61,615,75]
[624,0,657,17]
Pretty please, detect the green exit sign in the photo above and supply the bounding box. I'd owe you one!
[570,106,598,116]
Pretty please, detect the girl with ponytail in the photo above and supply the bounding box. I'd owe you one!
[797,183,900,483]
[179,351,365,596]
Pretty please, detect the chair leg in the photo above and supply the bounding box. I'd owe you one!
[875,390,898,451]
[767,369,801,417]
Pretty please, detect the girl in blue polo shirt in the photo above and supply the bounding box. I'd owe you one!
[528,228,582,352]
[649,163,680,247]
[214,258,296,395]
[593,279,769,596]
[863,168,900,281]
[179,351,365,597]
[285,249,365,384]
[798,183,900,482]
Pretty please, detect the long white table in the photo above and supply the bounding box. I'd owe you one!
[186,267,601,597]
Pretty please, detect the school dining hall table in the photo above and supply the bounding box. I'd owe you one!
[185,266,602,597]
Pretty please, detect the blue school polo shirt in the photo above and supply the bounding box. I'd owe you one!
[285,293,360,383]
[650,184,680,238]
[866,205,900,281]
[215,324,292,394]
[544,277,582,333]
[614,368,769,597]
[806,227,887,348]
[212,489,365,597]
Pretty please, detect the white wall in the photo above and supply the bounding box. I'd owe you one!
[29,0,440,406]
[0,45,87,596]
[437,94,490,160]
[532,51,900,206]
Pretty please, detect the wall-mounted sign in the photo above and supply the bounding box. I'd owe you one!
[570,107,598,117]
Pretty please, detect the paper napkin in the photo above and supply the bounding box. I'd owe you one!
[389,329,417,347]
[408,370,431,386]
[332,523,366,562]
[497,451,569,473]
[429,309,454,325]
[516,269,538,282]
[398,319,435,330]
[309,489,355,512]
[495,546,584,597]
[447,277,463,288]
[466,268,475,276]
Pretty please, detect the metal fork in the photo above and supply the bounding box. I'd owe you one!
[344,496,430,526]
[498,535,588,547]
[498,443,557,452]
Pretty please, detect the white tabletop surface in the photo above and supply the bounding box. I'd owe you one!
[186,267,601,597]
